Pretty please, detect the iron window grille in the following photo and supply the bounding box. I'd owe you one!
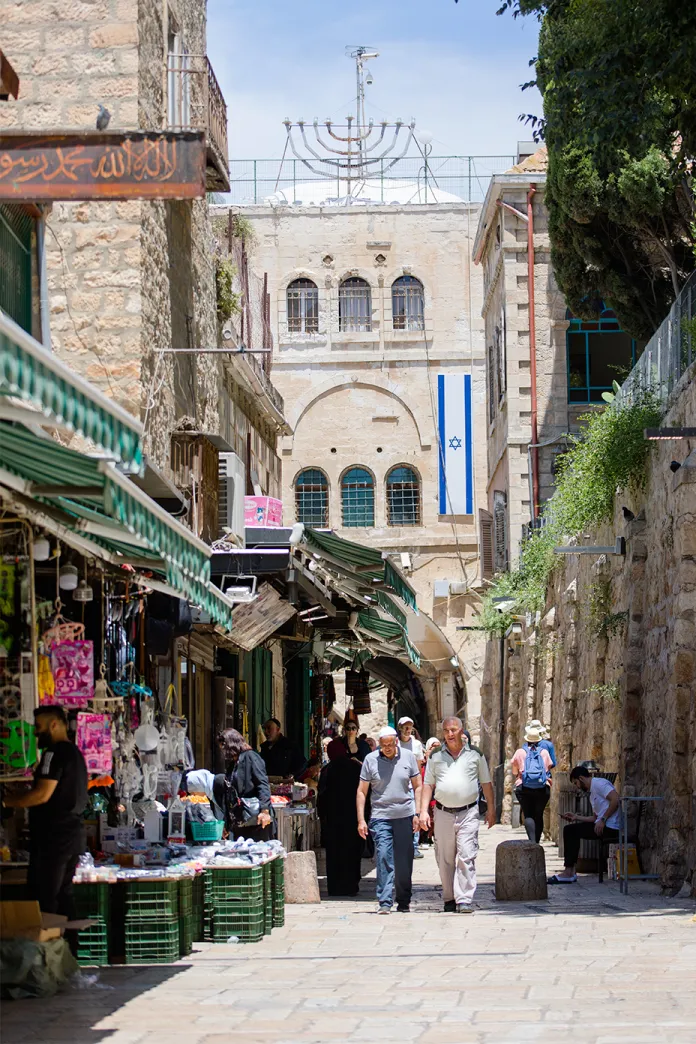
[341,467,375,527]
[566,305,642,403]
[339,278,372,332]
[287,278,319,334]
[392,276,424,331]
[386,466,421,526]
[295,468,328,527]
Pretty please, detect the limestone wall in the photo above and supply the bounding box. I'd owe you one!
[479,368,696,893]
[0,0,221,475]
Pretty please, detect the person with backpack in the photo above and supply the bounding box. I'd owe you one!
[510,726,553,844]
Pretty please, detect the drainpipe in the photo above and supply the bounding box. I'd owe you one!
[527,187,539,519]
[526,433,573,527]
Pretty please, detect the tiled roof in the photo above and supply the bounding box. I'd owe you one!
[505,145,548,174]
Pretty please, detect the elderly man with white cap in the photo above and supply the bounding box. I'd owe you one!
[357,726,422,914]
[397,715,425,858]
[419,716,495,913]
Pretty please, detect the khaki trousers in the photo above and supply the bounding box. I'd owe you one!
[433,804,480,906]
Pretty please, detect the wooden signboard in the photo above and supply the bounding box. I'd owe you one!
[229,582,297,652]
[0,130,206,200]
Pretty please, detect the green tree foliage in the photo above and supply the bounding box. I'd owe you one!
[496,0,696,338]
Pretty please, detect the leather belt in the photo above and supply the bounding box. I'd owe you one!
[435,799,478,814]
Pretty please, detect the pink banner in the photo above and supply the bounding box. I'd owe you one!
[76,712,112,774]
[50,640,94,707]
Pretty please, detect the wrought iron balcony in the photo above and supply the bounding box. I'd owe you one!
[166,54,230,193]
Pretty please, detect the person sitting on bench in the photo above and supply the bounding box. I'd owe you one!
[549,765,621,883]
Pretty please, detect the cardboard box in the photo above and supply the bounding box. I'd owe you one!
[244,496,283,528]
[0,901,92,942]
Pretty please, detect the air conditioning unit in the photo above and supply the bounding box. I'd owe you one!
[218,452,246,543]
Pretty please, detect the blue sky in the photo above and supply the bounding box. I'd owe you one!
[207,0,541,161]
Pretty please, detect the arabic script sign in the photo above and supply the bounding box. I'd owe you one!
[0,130,206,200]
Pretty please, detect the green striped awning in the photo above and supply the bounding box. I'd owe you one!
[356,609,421,668]
[0,423,234,629]
[303,527,418,611]
[0,310,143,471]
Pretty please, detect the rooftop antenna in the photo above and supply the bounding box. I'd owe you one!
[282,46,416,203]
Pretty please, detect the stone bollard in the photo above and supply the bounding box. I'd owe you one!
[284,850,321,904]
[495,839,548,901]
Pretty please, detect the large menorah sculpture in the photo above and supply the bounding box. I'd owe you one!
[282,46,418,200]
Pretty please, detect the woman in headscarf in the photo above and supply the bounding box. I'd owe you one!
[317,739,363,897]
[213,728,274,841]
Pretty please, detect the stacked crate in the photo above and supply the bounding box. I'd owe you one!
[204,865,265,943]
[262,862,272,936]
[271,857,285,928]
[124,879,180,964]
[178,876,194,956]
[192,872,205,942]
[73,882,110,966]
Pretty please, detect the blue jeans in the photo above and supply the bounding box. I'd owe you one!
[370,816,415,908]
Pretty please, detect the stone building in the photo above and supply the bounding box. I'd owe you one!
[0,0,231,474]
[218,195,492,733]
[473,145,644,565]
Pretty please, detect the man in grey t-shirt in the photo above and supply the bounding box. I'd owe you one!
[357,726,422,914]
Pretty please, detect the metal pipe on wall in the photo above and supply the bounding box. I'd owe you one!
[527,186,539,519]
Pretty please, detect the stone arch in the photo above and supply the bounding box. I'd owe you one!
[285,373,432,450]
[279,268,322,292]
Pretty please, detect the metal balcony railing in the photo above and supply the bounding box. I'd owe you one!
[617,270,696,408]
[167,54,230,193]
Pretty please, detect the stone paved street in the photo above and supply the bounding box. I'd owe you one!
[3,826,695,1044]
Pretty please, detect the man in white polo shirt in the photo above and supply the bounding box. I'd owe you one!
[419,717,495,913]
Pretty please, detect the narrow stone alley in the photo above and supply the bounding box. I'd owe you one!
[4,827,695,1044]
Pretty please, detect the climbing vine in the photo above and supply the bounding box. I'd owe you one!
[215,258,241,323]
[475,391,662,638]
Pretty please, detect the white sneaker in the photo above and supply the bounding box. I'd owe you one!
[378,904,392,915]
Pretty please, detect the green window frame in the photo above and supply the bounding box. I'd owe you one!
[341,467,374,528]
[0,204,33,334]
[295,468,328,527]
[567,306,641,403]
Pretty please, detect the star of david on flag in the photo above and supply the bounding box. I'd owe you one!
[437,374,473,515]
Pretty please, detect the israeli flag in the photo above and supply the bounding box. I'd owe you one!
[437,374,473,515]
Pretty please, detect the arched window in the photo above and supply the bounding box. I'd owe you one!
[392,276,424,331]
[567,304,643,403]
[339,278,372,332]
[287,278,318,334]
[386,466,421,526]
[295,468,328,527]
[341,467,374,527]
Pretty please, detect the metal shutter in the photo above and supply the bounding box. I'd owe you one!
[479,509,494,579]
[493,490,508,573]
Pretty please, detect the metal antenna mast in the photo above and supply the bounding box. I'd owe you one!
[282,46,417,204]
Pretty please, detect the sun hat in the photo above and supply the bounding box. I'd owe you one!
[378,726,398,739]
[397,716,414,726]
[524,726,542,744]
[529,719,547,735]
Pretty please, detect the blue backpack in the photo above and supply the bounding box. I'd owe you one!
[521,745,548,789]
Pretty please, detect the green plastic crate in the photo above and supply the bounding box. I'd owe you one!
[76,918,109,966]
[179,912,194,956]
[271,857,285,887]
[178,877,193,916]
[125,916,180,964]
[205,866,264,904]
[209,901,265,943]
[125,879,179,919]
[262,864,272,935]
[74,882,110,922]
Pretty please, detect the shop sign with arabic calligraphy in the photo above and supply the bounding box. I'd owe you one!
[0,130,206,200]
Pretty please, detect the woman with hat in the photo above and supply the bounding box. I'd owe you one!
[510,726,554,845]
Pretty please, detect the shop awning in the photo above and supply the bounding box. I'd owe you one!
[0,311,143,471]
[355,609,421,668]
[0,422,235,630]
[303,528,418,613]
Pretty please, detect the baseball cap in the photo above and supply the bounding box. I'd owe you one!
[378,726,398,739]
[397,716,414,726]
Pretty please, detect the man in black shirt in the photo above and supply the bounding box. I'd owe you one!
[259,718,305,779]
[3,705,88,953]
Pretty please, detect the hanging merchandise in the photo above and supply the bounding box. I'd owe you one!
[76,712,112,774]
[49,637,94,707]
[0,720,37,775]
[351,669,372,716]
[167,795,186,843]
[37,654,54,703]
